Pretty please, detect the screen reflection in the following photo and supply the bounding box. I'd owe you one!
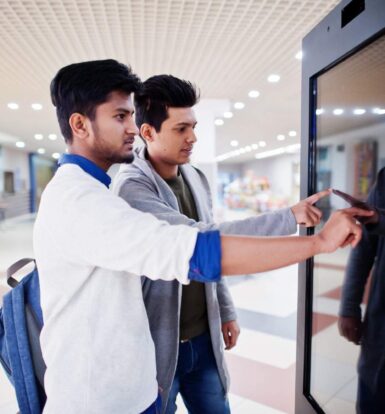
[310,34,385,413]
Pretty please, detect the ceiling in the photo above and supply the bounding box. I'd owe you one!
[317,34,385,138]
[0,0,340,163]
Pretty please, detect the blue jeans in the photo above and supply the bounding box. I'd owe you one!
[165,332,230,414]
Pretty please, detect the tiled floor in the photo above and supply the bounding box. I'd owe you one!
[0,212,360,413]
[310,250,359,413]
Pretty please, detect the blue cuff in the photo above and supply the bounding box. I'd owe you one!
[188,231,221,283]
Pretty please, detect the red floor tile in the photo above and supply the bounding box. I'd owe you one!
[225,353,295,413]
[312,312,338,335]
[321,274,372,305]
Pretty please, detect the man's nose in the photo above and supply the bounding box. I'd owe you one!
[127,118,139,136]
[187,131,197,143]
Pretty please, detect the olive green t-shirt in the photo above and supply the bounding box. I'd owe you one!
[165,172,209,340]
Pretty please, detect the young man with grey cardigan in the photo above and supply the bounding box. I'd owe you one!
[113,75,341,413]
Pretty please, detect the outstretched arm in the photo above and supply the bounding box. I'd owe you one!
[220,208,370,276]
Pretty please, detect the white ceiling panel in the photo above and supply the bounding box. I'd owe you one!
[0,0,340,160]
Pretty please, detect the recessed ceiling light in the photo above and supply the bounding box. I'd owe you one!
[373,107,385,115]
[223,111,233,119]
[34,133,43,140]
[48,133,57,140]
[230,140,239,147]
[353,108,366,115]
[267,74,280,83]
[288,130,297,137]
[258,140,266,147]
[37,148,46,154]
[295,51,303,60]
[251,144,259,150]
[31,103,43,110]
[239,148,246,154]
[234,102,245,110]
[214,118,224,126]
[333,108,344,115]
[277,134,286,141]
[15,141,25,148]
[245,146,252,152]
[248,90,260,98]
[316,108,324,116]
[52,152,60,160]
[7,102,19,110]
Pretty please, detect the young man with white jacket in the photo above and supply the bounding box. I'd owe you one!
[34,60,369,414]
[113,75,337,413]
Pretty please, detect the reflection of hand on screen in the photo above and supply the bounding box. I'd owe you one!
[338,316,362,345]
[332,189,379,224]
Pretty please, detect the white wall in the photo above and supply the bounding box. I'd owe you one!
[0,146,30,193]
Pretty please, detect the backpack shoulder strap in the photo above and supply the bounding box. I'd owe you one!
[6,258,35,288]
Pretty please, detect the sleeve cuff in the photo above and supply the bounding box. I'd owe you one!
[188,230,222,283]
[286,208,298,234]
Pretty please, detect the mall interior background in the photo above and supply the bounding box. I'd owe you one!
[2,1,382,413]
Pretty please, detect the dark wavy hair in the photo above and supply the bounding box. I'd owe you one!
[134,74,199,133]
[50,59,142,143]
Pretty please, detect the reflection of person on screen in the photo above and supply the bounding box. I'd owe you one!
[339,167,385,414]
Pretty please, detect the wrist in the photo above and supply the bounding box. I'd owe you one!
[311,234,327,255]
[290,206,298,223]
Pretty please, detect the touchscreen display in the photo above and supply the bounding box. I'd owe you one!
[309,34,385,413]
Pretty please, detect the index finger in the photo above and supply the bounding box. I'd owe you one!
[342,207,375,217]
[306,189,332,205]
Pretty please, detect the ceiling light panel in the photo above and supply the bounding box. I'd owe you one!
[0,0,341,160]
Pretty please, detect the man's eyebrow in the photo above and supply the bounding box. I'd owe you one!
[114,107,134,114]
[174,121,197,126]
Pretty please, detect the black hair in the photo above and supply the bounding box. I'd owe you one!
[134,75,199,133]
[50,59,142,143]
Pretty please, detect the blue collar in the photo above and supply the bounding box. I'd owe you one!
[58,154,111,188]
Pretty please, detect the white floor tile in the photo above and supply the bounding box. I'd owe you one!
[312,323,360,365]
[311,355,357,408]
[0,368,18,408]
[323,396,355,414]
[312,267,345,296]
[337,376,358,402]
[228,266,298,318]
[0,401,19,414]
[316,249,351,267]
[313,297,340,316]
[228,328,296,369]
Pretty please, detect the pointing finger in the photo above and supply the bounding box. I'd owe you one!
[343,207,375,217]
[305,189,332,205]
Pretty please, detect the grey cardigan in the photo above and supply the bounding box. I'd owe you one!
[112,146,297,412]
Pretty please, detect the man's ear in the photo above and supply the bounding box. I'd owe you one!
[140,123,156,144]
[69,113,89,140]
